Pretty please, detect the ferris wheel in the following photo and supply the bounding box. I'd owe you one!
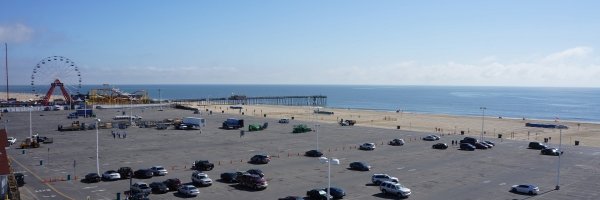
[30,56,82,105]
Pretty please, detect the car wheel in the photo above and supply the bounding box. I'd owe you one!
[381,189,386,194]
[529,191,533,195]
[511,188,516,192]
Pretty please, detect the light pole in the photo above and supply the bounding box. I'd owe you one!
[129,97,133,125]
[555,125,566,190]
[29,105,33,139]
[319,157,340,200]
[316,124,320,151]
[480,107,486,141]
[95,118,101,175]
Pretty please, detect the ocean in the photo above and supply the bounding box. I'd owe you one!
[7,84,600,123]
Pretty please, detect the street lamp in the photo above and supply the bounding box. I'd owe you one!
[555,124,567,190]
[315,124,320,151]
[95,118,101,175]
[29,105,33,139]
[319,157,340,200]
[480,107,486,141]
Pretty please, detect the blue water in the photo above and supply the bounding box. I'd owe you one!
[7,85,600,123]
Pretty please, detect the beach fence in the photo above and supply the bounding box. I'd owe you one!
[178,95,328,106]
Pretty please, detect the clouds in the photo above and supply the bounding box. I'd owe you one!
[0,23,34,43]
[542,46,593,62]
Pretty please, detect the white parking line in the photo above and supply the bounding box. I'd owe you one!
[35,188,52,193]
[91,189,105,193]
[499,182,506,186]
[42,195,57,198]
[483,180,491,184]
[82,186,98,190]
[408,169,416,172]
[397,167,404,170]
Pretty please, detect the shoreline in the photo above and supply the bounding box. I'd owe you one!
[185,103,600,148]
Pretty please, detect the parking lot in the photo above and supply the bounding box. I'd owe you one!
[6,107,600,200]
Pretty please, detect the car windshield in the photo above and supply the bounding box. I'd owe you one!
[139,185,149,189]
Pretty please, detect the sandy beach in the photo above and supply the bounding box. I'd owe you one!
[3,90,598,147]
[187,103,600,148]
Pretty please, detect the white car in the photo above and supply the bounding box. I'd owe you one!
[150,166,168,176]
[511,184,539,195]
[380,181,411,197]
[191,171,213,186]
[131,182,151,194]
[372,174,399,185]
[359,143,376,150]
[178,185,200,197]
[102,170,121,181]
[7,137,17,145]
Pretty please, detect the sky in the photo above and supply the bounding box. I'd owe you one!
[1,0,600,87]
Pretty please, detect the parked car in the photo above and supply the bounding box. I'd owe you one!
[323,187,346,199]
[191,171,213,186]
[307,189,332,200]
[150,166,168,176]
[423,135,438,141]
[279,196,303,200]
[134,169,154,179]
[541,148,561,156]
[163,178,182,191]
[220,172,241,183]
[528,142,548,150]
[236,173,268,190]
[388,139,405,146]
[278,118,290,123]
[118,167,133,179]
[149,182,169,194]
[191,160,215,171]
[349,162,371,171]
[511,184,539,195]
[84,173,101,183]
[483,140,496,146]
[474,142,489,149]
[460,143,476,151]
[372,174,399,185]
[432,143,448,149]
[7,137,16,145]
[359,143,376,150]
[305,149,324,157]
[479,142,493,148]
[250,154,271,164]
[102,170,121,181]
[277,196,304,200]
[380,181,411,197]
[246,169,265,178]
[131,182,152,194]
[178,184,200,197]
[14,173,24,186]
[460,137,478,145]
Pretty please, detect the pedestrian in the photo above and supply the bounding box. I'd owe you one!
[112,131,116,139]
[123,132,127,138]
[117,132,121,139]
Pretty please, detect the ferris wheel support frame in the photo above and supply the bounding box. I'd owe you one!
[42,79,73,106]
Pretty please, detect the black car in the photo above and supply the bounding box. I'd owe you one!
[163,178,182,191]
[305,149,323,157]
[250,154,271,164]
[474,142,489,149]
[460,137,478,145]
[84,173,101,183]
[134,169,154,179]
[388,139,405,146]
[192,160,215,171]
[220,172,239,183]
[246,169,264,178]
[307,189,331,200]
[149,182,169,194]
[541,148,561,156]
[118,167,133,179]
[349,161,371,171]
[432,143,448,149]
[484,141,495,146]
[278,196,304,200]
[528,142,548,150]
[459,143,476,151]
[323,187,346,199]
[15,173,25,186]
